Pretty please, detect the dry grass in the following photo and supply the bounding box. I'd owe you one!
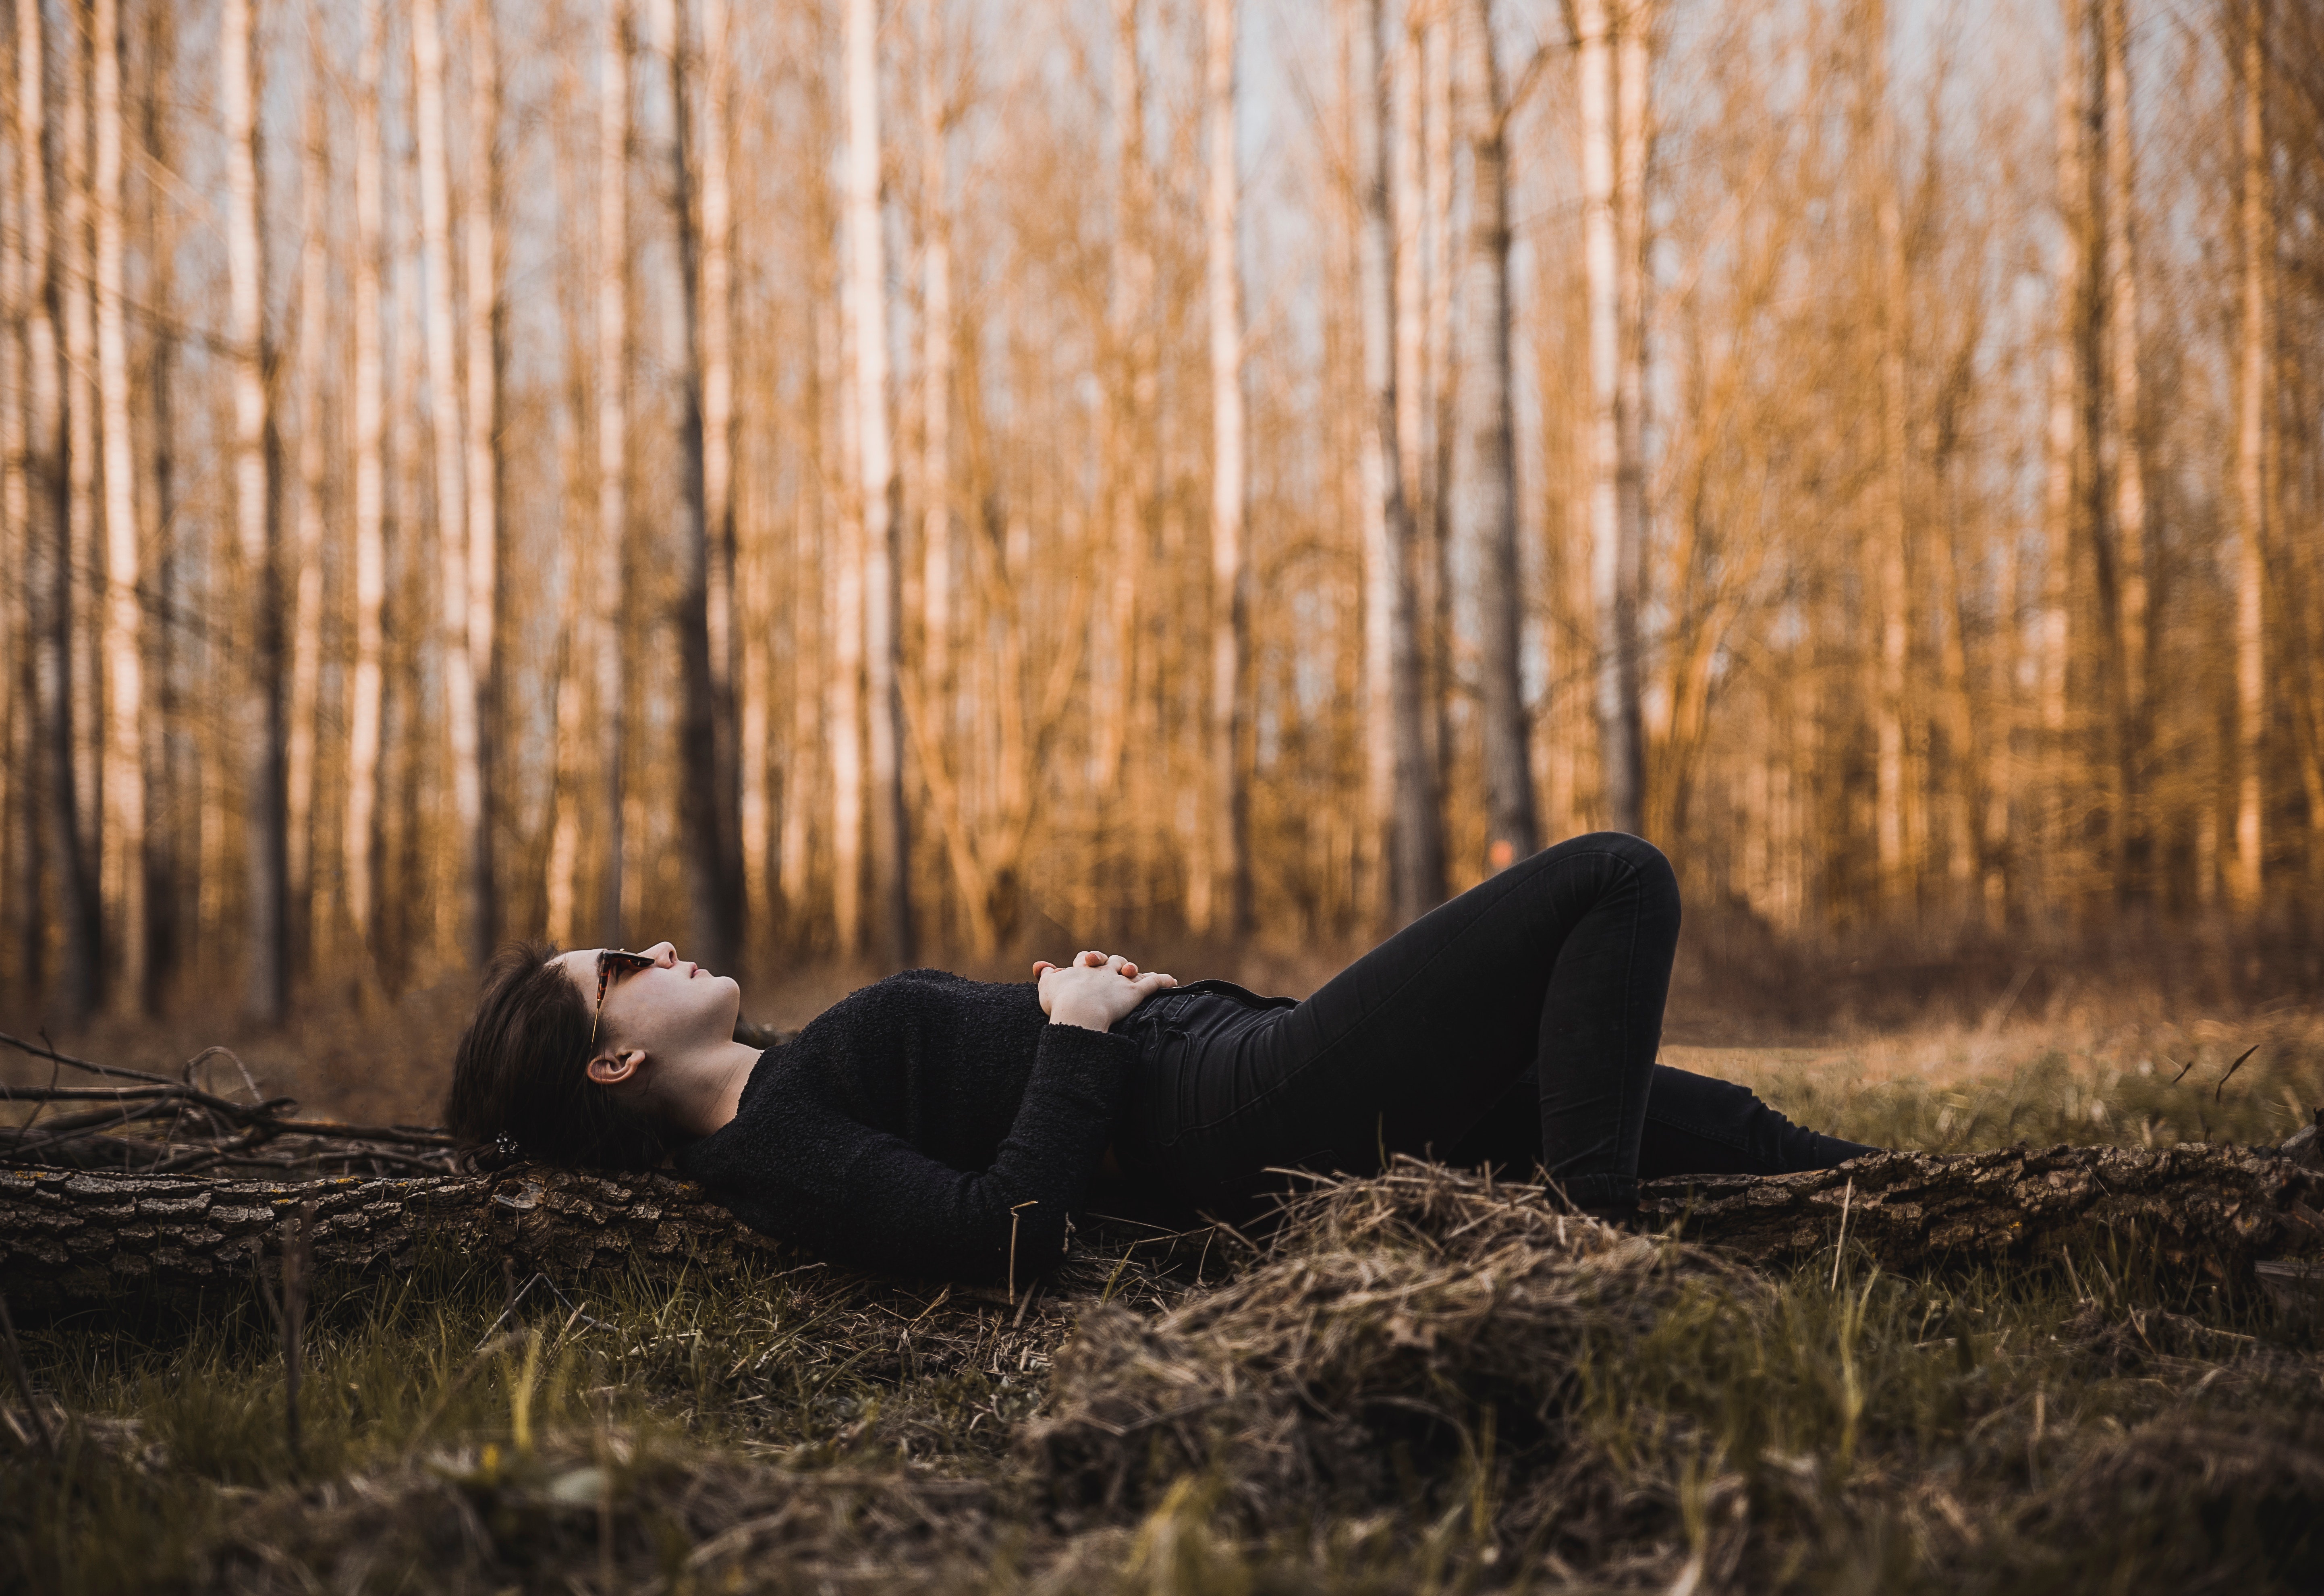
[5,959,2324,1592]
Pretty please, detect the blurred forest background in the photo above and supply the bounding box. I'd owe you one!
[2,0,2321,1041]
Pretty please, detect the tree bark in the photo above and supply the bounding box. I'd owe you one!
[1455,0,1537,870]
[222,0,285,1023]
[0,1164,782,1312]
[413,0,486,971]
[93,0,145,1015]
[847,0,911,969]
[463,0,504,958]
[2040,0,2090,912]
[4,1146,2317,1311]
[597,0,632,945]
[658,0,741,976]
[2233,0,2267,911]
[1641,1144,2324,1274]
[2099,0,2146,903]
[347,0,388,959]
[1576,0,1633,840]
[286,73,328,976]
[1201,0,1251,940]
[1353,0,1441,928]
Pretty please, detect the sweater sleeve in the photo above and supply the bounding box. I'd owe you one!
[709,1021,1137,1285]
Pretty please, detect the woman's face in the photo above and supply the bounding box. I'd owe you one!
[554,941,740,1068]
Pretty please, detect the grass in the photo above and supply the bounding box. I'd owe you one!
[4,1020,2322,1593]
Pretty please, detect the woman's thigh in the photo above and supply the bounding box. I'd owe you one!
[1148,831,1676,1208]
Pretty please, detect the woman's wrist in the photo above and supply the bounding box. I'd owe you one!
[1047,1001,1116,1033]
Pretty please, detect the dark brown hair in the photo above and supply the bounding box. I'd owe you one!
[444,940,672,1171]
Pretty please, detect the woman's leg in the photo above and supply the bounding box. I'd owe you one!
[1446,1064,1879,1179]
[1137,831,1679,1216]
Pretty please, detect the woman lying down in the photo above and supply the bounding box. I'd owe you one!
[446,832,1878,1286]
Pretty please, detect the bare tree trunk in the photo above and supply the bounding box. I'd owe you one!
[93,0,144,1014]
[1098,0,1154,877]
[140,2,181,998]
[1456,0,1537,870]
[2232,0,2267,910]
[223,0,284,1021]
[1200,0,1251,939]
[702,0,743,952]
[414,0,486,971]
[1611,0,1652,843]
[597,0,631,945]
[464,0,503,957]
[917,0,952,728]
[2,12,30,996]
[286,76,329,978]
[2040,0,2089,917]
[1577,0,1633,840]
[656,0,741,974]
[2099,0,2146,904]
[61,0,100,940]
[1354,0,1441,923]
[347,0,387,961]
[847,0,911,967]
[1869,0,1911,911]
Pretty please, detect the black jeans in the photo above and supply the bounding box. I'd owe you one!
[1114,831,1876,1218]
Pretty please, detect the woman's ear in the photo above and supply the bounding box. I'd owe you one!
[587,1049,645,1088]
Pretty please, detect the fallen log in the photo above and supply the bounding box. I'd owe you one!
[0,1164,781,1311]
[4,1144,2320,1310]
[1639,1143,2324,1272]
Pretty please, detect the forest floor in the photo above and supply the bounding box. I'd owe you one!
[4,944,2324,1592]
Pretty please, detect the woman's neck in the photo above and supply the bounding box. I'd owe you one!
[663,1039,764,1141]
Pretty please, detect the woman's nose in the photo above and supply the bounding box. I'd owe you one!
[644,940,678,965]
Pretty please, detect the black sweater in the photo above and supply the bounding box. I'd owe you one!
[672,969,1139,1283]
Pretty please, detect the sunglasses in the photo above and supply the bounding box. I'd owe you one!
[587,948,660,1054]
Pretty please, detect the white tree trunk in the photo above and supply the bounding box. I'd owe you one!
[1869,0,1911,908]
[286,78,329,961]
[847,0,911,965]
[1577,0,1627,838]
[413,0,485,967]
[2233,0,2267,909]
[2100,0,2144,723]
[222,0,283,1020]
[347,0,387,955]
[1199,0,1248,937]
[463,0,502,944]
[597,0,631,943]
[918,0,952,709]
[2039,0,2087,895]
[93,0,144,1012]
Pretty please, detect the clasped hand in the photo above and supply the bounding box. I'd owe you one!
[1033,949,1177,1032]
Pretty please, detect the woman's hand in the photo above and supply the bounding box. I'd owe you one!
[1033,950,1177,1032]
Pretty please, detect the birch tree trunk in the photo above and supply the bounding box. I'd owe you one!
[847,0,912,967]
[347,0,387,959]
[1868,0,1912,911]
[917,0,952,719]
[463,0,502,956]
[223,0,285,1021]
[656,0,741,974]
[1098,0,1153,833]
[2040,0,2089,912]
[597,0,631,944]
[1611,0,1652,844]
[286,80,329,973]
[1455,0,1537,870]
[1200,0,1251,938]
[413,0,487,970]
[1354,0,1441,924]
[2233,0,2267,910]
[139,2,183,997]
[93,0,144,1013]
[702,0,743,948]
[2099,0,2146,902]
[61,0,100,926]
[1577,0,1633,840]
[1,13,30,994]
